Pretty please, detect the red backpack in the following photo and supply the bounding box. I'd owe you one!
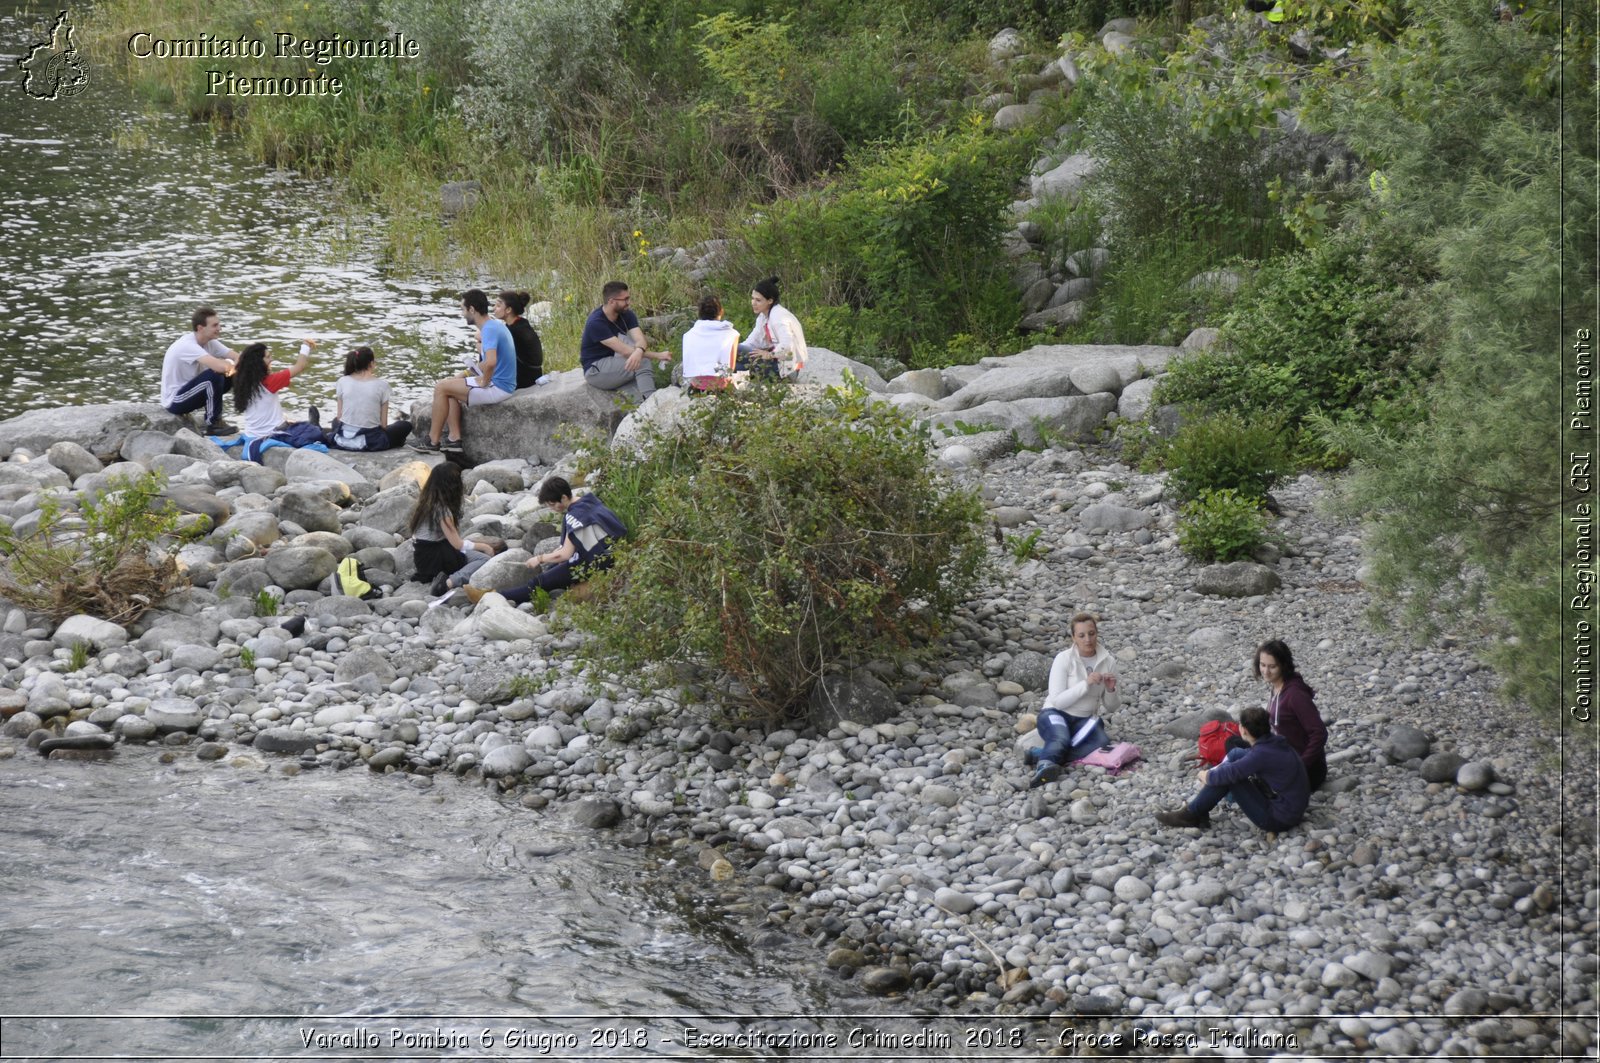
[1197,720,1242,766]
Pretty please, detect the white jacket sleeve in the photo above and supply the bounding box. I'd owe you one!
[1043,651,1089,712]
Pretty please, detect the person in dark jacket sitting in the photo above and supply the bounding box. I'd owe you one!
[1156,707,1309,832]
[464,476,625,606]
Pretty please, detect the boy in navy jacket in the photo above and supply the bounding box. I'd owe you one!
[1156,707,1309,832]
[465,476,625,605]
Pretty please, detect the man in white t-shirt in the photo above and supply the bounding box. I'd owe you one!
[160,306,240,434]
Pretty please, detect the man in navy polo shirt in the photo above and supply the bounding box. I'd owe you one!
[579,281,670,399]
[1155,707,1310,833]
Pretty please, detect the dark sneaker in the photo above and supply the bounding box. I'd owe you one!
[1155,807,1212,830]
[409,437,440,452]
[430,573,450,596]
[204,418,237,435]
[307,404,321,427]
[441,436,464,451]
[1028,762,1060,790]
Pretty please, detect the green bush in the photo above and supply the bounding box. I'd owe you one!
[1177,488,1269,563]
[569,378,987,722]
[1164,410,1292,502]
[747,123,1031,363]
[1158,238,1429,425]
[0,472,191,624]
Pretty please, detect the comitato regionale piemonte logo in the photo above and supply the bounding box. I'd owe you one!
[18,9,89,100]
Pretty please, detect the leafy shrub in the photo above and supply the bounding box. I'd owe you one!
[569,378,987,722]
[1177,488,1268,563]
[1158,238,1429,424]
[0,473,190,624]
[1163,410,1292,502]
[747,123,1030,362]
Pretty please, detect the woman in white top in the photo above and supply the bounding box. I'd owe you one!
[738,276,807,380]
[1028,611,1120,787]
[680,294,740,392]
[326,346,413,451]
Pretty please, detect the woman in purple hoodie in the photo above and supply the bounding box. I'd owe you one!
[1254,640,1328,791]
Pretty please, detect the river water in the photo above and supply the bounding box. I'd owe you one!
[0,751,951,1060]
[0,0,464,423]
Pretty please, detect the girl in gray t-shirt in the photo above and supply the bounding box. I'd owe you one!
[326,346,413,451]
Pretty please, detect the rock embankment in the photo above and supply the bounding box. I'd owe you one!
[0,385,1592,1058]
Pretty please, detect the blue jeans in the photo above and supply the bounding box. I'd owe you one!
[1035,709,1108,768]
[1189,747,1286,831]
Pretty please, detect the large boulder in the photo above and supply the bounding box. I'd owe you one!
[923,394,1118,445]
[1030,153,1100,203]
[794,347,888,392]
[1117,378,1159,421]
[468,550,536,591]
[809,669,899,730]
[276,485,343,534]
[355,485,420,536]
[613,387,693,449]
[46,442,102,481]
[0,403,186,461]
[264,546,339,591]
[1193,562,1281,598]
[53,615,129,651]
[282,449,370,488]
[411,369,620,466]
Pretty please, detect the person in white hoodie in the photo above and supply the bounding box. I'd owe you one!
[1027,611,1121,788]
[739,276,807,380]
[680,294,741,392]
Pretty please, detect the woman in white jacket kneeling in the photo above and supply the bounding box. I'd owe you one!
[1028,612,1120,788]
[740,276,807,380]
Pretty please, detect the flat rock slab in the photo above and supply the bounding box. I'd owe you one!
[0,403,187,461]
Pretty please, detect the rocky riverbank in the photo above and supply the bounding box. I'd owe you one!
[0,368,1594,1059]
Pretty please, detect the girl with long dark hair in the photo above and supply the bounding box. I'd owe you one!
[493,290,544,389]
[407,462,497,596]
[231,339,322,461]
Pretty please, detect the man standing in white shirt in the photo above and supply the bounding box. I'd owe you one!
[160,306,239,434]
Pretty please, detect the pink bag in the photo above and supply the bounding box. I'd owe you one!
[1077,742,1143,775]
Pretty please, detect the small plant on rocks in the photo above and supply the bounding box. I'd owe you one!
[0,471,190,624]
[239,647,257,670]
[67,641,89,672]
[1176,487,1269,563]
[254,590,281,617]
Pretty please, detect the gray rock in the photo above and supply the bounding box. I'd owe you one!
[1019,301,1086,331]
[468,550,537,591]
[1101,30,1136,54]
[809,670,898,729]
[1320,961,1360,988]
[46,441,102,481]
[481,745,533,777]
[1114,875,1152,901]
[885,368,946,401]
[1456,760,1496,791]
[2,711,42,737]
[265,546,338,591]
[1117,378,1158,421]
[120,431,177,463]
[1344,950,1393,981]
[1003,650,1052,692]
[1031,153,1099,203]
[1193,562,1281,598]
[254,728,320,755]
[145,699,205,733]
[1420,750,1468,783]
[988,27,1025,63]
[1444,988,1489,1015]
[1163,707,1235,741]
[572,797,623,829]
[860,967,909,995]
[1065,247,1111,279]
[1080,503,1153,533]
[334,647,397,685]
[215,511,281,550]
[993,103,1044,130]
[478,605,548,642]
[113,715,157,741]
[0,402,185,461]
[925,395,1117,447]
[1382,724,1431,762]
[53,615,128,651]
[170,644,223,672]
[1180,327,1221,352]
[38,733,116,755]
[934,887,977,915]
[276,486,343,534]
[1179,880,1229,906]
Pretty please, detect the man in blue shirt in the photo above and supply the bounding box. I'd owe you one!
[580,281,671,400]
[1156,707,1310,833]
[412,288,518,452]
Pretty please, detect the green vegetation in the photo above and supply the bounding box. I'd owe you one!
[1161,411,1291,504]
[254,590,281,617]
[569,379,986,722]
[1177,488,1268,563]
[0,472,191,624]
[67,641,90,672]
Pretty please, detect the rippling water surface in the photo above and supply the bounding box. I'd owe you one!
[0,0,468,422]
[0,751,915,1059]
